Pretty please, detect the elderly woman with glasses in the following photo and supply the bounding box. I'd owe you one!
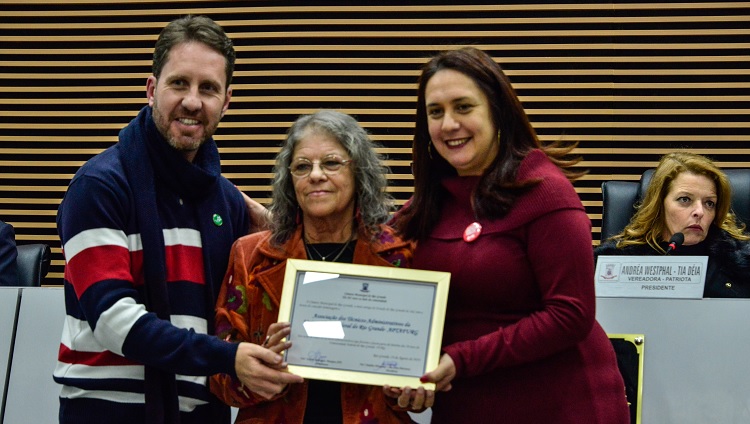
[210,110,421,424]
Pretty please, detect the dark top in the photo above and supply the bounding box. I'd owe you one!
[303,241,355,424]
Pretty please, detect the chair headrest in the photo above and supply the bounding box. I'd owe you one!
[637,169,655,200]
[725,169,750,226]
[16,243,51,287]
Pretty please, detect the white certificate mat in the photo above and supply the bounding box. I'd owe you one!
[595,255,708,299]
[278,259,450,389]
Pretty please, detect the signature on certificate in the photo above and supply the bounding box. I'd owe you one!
[306,350,327,362]
[378,360,399,369]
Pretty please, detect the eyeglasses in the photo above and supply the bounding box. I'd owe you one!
[289,155,353,177]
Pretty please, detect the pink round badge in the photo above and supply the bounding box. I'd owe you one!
[463,222,482,243]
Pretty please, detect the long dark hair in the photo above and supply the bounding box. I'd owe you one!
[395,47,581,241]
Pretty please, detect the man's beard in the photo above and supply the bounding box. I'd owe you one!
[152,99,218,154]
[166,134,203,153]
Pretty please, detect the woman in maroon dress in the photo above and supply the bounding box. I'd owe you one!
[393,47,630,424]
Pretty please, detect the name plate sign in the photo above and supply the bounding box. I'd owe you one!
[595,255,708,299]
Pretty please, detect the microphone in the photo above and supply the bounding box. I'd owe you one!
[665,232,684,255]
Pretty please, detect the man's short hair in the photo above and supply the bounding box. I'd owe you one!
[152,15,236,88]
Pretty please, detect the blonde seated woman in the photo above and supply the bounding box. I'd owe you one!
[595,152,750,298]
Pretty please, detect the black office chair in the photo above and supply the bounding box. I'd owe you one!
[601,169,750,242]
[16,243,51,287]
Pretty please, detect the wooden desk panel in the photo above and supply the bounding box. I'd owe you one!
[597,297,750,424]
[0,288,20,421]
[3,288,64,424]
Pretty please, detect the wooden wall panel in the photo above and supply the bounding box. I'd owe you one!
[1,1,748,285]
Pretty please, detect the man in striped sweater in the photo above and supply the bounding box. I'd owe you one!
[54,15,302,424]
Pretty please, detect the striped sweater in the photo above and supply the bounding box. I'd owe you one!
[55,135,248,423]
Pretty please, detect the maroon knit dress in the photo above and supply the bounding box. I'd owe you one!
[414,150,630,424]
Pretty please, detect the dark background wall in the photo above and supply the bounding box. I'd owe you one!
[1,0,748,285]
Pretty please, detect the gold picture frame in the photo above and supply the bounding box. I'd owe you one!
[608,333,645,424]
[278,259,450,390]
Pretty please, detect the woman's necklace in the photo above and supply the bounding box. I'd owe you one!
[304,231,355,262]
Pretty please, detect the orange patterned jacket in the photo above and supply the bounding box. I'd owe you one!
[210,224,414,424]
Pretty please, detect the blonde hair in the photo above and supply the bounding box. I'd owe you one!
[613,151,748,252]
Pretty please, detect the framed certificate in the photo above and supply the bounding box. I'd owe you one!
[278,259,450,390]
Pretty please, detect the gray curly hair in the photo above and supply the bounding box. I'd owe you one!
[269,110,393,246]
